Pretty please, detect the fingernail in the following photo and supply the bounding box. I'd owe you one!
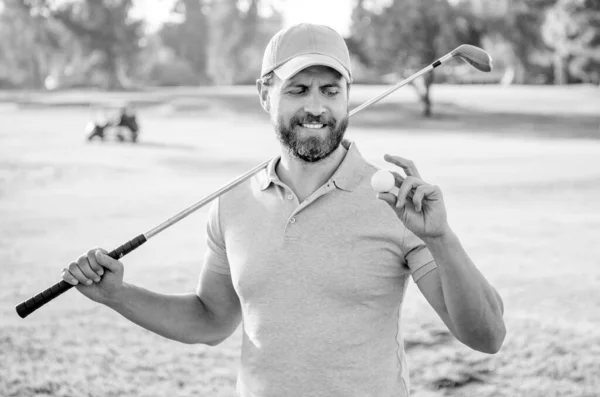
[86,280,92,285]
[98,269,104,276]
[94,278,101,282]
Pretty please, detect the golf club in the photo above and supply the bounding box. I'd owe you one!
[15,44,492,319]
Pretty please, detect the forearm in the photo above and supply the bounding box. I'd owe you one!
[105,282,222,345]
[424,229,506,352]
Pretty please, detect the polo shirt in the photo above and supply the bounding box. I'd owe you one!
[202,139,437,397]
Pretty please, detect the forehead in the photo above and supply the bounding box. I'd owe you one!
[285,65,344,86]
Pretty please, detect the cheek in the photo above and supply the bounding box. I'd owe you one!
[332,100,349,120]
[273,101,299,124]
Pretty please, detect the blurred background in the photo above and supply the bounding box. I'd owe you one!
[1,1,599,397]
[1,0,599,93]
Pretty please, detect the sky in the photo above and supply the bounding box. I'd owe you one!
[133,0,354,36]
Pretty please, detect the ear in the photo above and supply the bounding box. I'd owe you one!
[256,79,271,113]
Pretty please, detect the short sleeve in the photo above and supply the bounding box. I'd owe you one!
[203,198,231,275]
[400,227,437,283]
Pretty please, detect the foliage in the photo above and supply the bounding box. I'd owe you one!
[51,0,145,89]
[348,0,484,116]
[0,0,69,89]
[0,0,144,90]
[157,0,211,85]
[476,0,556,84]
[542,0,600,84]
[1,0,598,89]
[205,0,282,85]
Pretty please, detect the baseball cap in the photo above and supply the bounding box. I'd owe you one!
[260,23,353,83]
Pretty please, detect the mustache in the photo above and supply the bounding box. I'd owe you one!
[290,114,336,127]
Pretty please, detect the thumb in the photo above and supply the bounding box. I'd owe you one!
[95,250,122,274]
[376,192,398,209]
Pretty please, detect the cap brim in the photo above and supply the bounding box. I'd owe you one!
[273,54,352,83]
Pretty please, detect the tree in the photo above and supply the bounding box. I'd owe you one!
[51,0,144,89]
[206,0,282,84]
[158,0,211,84]
[466,0,555,85]
[542,0,600,84]
[0,0,67,89]
[349,0,483,117]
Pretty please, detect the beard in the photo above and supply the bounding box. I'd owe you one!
[275,112,349,163]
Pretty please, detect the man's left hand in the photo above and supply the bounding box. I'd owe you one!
[376,154,450,240]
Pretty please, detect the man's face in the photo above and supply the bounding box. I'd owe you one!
[267,66,349,163]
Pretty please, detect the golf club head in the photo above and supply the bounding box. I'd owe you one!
[451,44,492,72]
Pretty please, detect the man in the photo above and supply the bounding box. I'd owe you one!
[62,23,506,397]
[114,104,140,143]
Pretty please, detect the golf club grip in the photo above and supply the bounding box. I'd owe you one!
[108,234,147,260]
[15,280,73,318]
[15,234,147,319]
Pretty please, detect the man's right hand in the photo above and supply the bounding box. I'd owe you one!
[61,248,124,306]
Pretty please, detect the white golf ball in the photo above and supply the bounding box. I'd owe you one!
[371,170,395,193]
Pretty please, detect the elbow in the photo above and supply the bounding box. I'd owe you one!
[180,334,226,346]
[201,336,227,347]
[459,319,506,354]
[475,323,507,354]
[490,323,507,354]
[181,326,232,346]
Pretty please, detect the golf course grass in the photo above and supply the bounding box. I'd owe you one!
[1,84,599,396]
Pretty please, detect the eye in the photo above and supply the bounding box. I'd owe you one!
[324,88,339,97]
[287,88,306,96]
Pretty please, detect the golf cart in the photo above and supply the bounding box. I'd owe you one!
[86,104,140,143]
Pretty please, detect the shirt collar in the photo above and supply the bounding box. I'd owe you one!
[258,139,366,192]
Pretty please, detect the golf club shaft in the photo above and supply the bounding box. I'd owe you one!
[15,46,474,319]
[348,64,434,117]
[13,161,271,319]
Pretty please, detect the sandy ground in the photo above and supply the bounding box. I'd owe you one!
[1,85,600,396]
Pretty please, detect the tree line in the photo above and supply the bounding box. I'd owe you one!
[0,0,598,96]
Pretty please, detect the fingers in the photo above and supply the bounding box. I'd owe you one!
[94,250,122,274]
[384,154,422,179]
[61,248,118,286]
[78,252,102,283]
[412,184,437,212]
[86,250,104,280]
[376,192,397,208]
[396,176,424,209]
[62,265,80,286]
[66,261,92,286]
[390,171,404,187]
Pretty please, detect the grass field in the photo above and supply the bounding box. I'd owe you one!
[1,84,600,397]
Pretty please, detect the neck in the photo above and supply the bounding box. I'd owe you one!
[276,144,347,201]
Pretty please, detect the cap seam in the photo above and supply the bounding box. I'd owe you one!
[309,24,316,51]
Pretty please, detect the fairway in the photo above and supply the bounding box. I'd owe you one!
[1,85,600,397]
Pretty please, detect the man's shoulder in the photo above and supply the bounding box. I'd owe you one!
[216,169,268,218]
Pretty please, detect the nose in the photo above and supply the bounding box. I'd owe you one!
[303,91,325,116]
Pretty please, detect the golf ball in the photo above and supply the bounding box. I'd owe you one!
[371,170,395,193]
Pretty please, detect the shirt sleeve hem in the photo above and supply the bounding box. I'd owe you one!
[411,260,437,283]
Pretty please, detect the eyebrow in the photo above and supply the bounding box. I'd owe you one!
[284,82,341,89]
